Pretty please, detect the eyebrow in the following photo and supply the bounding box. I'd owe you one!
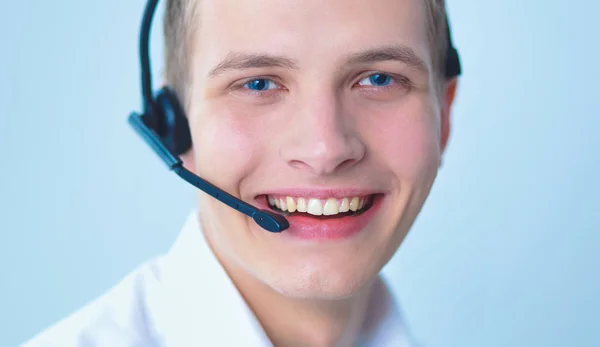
[346,45,427,72]
[208,44,427,77]
[208,52,299,77]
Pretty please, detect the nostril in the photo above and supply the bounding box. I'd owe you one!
[288,160,313,172]
[337,158,358,171]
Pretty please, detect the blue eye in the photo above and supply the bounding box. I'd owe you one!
[358,73,393,87]
[244,78,277,91]
[371,74,391,86]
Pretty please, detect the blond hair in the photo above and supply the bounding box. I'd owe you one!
[163,0,448,105]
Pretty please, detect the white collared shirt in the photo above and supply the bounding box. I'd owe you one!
[22,212,415,347]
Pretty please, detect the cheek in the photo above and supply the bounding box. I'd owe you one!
[363,98,441,180]
[189,103,262,187]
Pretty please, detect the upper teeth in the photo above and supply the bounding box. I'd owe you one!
[267,196,369,216]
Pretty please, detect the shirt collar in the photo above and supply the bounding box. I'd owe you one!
[151,211,414,347]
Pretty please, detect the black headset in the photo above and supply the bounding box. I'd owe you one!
[127,0,462,233]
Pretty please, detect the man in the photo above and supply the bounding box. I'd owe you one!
[23,0,460,345]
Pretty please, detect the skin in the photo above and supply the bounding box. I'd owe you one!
[179,0,458,345]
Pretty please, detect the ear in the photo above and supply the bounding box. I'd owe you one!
[181,148,196,173]
[440,77,458,156]
[178,103,195,172]
[162,79,196,173]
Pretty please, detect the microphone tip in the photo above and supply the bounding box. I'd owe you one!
[253,210,289,233]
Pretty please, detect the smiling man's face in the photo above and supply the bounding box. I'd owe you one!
[182,0,456,298]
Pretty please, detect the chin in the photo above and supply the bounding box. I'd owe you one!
[264,259,380,300]
[256,221,399,300]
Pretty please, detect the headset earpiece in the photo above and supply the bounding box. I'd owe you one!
[151,87,193,156]
[444,17,462,79]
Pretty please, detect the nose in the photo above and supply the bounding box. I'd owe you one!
[279,93,366,176]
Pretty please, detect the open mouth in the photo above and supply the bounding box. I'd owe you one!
[263,194,376,220]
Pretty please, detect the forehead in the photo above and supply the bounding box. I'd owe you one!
[192,0,431,73]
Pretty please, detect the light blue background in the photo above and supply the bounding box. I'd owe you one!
[1,1,599,346]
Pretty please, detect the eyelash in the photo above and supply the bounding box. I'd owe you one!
[232,72,412,95]
[236,76,283,95]
[355,72,413,91]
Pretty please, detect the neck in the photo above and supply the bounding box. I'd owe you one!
[239,272,376,347]
[212,253,377,347]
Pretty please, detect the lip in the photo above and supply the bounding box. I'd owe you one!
[253,190,385,241]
